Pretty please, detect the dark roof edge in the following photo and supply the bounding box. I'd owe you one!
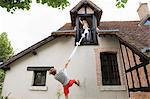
[70,0,102,26]
[70,0,102,12]
[52,30,76,36]
[117,35,149,61]
[100,20,140,23]
[0,35,57,69]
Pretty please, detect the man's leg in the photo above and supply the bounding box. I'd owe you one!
[64,86,69,99]
[63,80,80,99]
[65,95,68,99]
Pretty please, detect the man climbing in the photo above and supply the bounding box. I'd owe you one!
[49,60,80,99]
[79,18,90,41]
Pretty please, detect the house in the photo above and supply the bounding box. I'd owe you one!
[0,0,150,99]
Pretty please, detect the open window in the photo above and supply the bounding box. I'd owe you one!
[70,0,102,45]
[75,15,98,45]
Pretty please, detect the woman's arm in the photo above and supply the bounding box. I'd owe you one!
[79,18,83,25]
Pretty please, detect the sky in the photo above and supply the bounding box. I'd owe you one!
[0,0,149,54]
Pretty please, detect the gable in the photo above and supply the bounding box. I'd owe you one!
[0,36,57,70]
[70,0,102,26]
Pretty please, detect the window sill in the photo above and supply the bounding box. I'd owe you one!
[29,86,48,91]
[99,85,126,91]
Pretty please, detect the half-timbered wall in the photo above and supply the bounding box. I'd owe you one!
[120,40,150,99]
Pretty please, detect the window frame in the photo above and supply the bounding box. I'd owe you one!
[100,52,121,86]
[27,67,53,87]
[94,48,126,91]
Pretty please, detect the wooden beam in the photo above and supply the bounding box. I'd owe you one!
[27,67,54,71]
[53,30,76,33]
[129,87,150,92]
[75,17,80,44]
[125,61,149,73]
[96,29,119,33]
[92,15,98,45]
[118,37,149,61]
[1,67,10,71]
[125,46,135,88]
[143,65,150,86]
[132,51,142,88]
[119,42,130,97]
[31,50,37,55]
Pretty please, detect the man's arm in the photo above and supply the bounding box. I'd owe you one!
[64,60,71,68]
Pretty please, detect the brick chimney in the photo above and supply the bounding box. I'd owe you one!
[137,3,150,20]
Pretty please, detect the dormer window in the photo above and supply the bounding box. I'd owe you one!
[76,15,98,45]
[70,0,102,45]
[144,17,150,25]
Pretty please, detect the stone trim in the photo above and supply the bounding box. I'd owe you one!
[94,48,126,89]
[99,85,126,91]
[29,86,48,91]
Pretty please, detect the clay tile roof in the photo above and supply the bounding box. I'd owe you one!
[98,21,150,50]
[58,23,74,31]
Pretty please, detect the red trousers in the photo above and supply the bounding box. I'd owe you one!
[63,80,76,96]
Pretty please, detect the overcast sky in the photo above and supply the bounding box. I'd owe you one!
[0,0,149,54]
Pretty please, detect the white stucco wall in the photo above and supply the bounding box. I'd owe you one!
[2,36,129,99]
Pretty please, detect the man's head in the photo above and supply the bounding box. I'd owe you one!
[49,67,57,75]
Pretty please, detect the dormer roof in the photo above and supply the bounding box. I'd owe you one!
[70,0,103,26]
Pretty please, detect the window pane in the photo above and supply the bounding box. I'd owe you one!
[33,71,46,86]
[100,52,121,85]
[144,18,150,25]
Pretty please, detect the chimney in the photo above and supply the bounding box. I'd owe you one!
[137,3,150,20]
